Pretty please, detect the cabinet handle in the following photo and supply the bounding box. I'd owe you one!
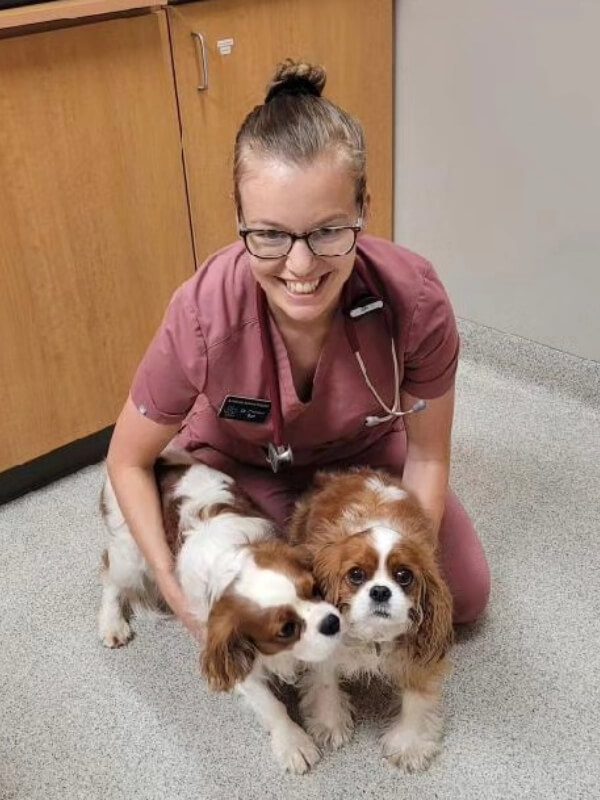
[191,32,209,91]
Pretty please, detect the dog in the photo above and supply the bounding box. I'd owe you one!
[98,454,342,773]
[289,467,453,772]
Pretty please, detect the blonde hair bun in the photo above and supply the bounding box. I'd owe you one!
[265,59,327,102]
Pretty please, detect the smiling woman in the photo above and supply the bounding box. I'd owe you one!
[105,59,490,657]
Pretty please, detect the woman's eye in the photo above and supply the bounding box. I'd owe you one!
[278,620,299,639]
[313,227,340,241]
[395,568,414,588]
[255,230,288,243]
[347,567,366,586]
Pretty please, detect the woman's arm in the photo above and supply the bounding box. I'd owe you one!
[399,384,455,542]
[106,395,204,640]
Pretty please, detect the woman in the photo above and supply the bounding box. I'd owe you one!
[106,60,490,638]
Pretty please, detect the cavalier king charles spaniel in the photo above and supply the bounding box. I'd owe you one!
[98,454,342,773]
[289,467,453,772]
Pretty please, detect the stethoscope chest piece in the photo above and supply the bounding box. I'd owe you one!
[266,442,294,473]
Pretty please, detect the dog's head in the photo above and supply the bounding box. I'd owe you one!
[202,541,342,691]
[290,469,453,663]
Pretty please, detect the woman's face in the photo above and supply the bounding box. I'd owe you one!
[238,153,362,330]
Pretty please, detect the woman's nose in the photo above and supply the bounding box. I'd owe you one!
[286,237,316,277]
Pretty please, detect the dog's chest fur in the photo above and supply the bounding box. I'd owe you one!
[263,652,302,684]
[334,637,409,680]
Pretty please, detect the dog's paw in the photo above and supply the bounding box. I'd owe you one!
[99,618,133,649]
[271,723,321,774]
[380,725,440,772]
[304,691,354,750]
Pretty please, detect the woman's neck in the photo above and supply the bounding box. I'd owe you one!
[269,305,336,402]
[268,299,337,343]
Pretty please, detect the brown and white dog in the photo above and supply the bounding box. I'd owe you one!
[98,454,342,773]
[289,467,453,772]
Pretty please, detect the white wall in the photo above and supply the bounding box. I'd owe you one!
[394,0,600,361]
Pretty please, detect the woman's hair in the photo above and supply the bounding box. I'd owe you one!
[233,59,366,214]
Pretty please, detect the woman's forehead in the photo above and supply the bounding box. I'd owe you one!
[238,153,357,228]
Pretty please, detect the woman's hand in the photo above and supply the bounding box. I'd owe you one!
[155,567,207,645]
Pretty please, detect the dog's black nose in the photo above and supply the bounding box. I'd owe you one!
[370,585,392,603]
[318,613,340,637]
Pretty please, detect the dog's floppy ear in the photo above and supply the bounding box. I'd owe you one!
[288,498,312,545]
[412,563,454,665]
[292,544,314,570]
[312,543,346,607]
[201,597,256,692]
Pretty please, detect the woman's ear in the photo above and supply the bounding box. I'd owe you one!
[201,597,256,692]
[411,562,454,665]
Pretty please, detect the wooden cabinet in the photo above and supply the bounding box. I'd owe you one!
[168,0,393,264]
[0,0,393,479]
[0,11,195,471]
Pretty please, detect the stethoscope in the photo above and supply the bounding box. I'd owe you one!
[256,260,427,473]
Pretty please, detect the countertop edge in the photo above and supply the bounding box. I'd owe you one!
[0,0,167,31]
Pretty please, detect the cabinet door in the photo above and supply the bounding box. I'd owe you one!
[168,0,393,264]
[0,12,194,471]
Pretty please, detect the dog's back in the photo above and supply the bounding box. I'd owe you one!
[98,455,274,645]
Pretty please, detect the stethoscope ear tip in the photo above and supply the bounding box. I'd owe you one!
[365,414,389,428]
[364,398,427,428]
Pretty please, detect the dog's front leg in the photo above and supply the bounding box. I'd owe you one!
[380,677,444,772]
[299,661,354,750]
[237,673,320,774]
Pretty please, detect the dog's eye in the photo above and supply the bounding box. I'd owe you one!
[347,567,366,586]
[312,584,323,599]
[394,568,414,588]
[278,620,299,639]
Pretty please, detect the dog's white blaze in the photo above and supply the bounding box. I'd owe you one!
[177,515,271,617]
[371,526,402,577]
[366,477,407,503]
[236,561,298,608]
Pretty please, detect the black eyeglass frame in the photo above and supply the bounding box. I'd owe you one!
[238,218,363,259]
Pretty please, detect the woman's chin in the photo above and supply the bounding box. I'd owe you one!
[271,281,340,326]
[277,300,333,328]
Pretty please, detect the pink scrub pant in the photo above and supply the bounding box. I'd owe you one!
[194,429,491,625]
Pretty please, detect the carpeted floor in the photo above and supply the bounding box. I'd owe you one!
[1,319,599,800]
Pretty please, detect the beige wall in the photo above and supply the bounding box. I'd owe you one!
[393,0,600,361]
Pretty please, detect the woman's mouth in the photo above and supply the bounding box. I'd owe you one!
[280,274,328,296]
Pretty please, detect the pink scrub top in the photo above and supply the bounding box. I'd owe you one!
[130,235,459,471]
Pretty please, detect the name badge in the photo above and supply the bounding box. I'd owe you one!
[218,395,271,424]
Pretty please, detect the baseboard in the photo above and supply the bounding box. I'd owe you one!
[458,318,599,406]
[0,426,113,505]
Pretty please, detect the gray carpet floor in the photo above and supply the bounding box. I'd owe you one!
[1,319,599,800]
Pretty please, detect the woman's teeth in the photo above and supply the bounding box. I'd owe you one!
[285,277,322,295]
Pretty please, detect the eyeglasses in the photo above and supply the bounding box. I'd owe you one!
[239,218,363,259]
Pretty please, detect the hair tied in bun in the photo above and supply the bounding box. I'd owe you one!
[265,60,326,103]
